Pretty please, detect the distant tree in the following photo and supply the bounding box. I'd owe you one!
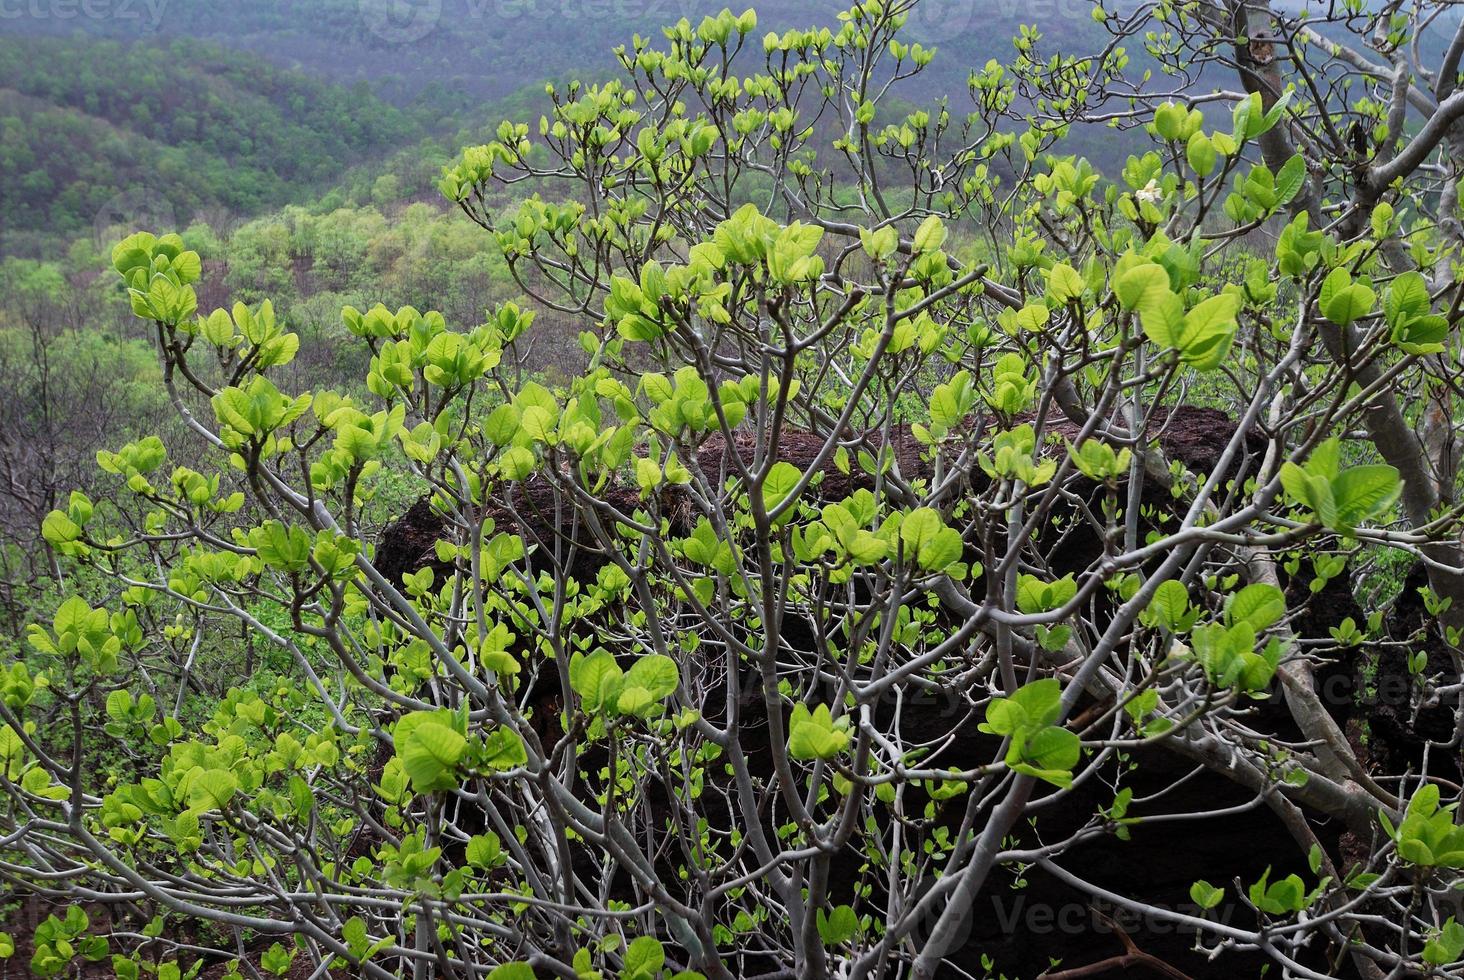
[371,173,403,209]
[0,260,162,621]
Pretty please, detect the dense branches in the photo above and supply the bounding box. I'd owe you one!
[4,2,1464,978]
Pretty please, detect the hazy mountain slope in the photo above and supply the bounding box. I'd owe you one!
[0,2,1136,256]
[0,35,438,255]
[0,0,1119,105]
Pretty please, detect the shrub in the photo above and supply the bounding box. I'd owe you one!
[6,3,1464,978]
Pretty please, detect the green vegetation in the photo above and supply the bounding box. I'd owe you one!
[0,35,458,254]
[2,1,1464,979]
[0,193,532,649]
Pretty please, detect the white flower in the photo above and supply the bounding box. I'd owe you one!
[1135,179,1162,205]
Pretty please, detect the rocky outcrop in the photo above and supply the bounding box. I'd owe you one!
[364,406,1384,978]
[373,405,1266,588]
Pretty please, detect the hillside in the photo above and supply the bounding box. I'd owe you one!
[0,2,1140,257]
[0,1,1121,105]
[0,35,447,255]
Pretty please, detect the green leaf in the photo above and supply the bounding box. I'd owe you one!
[1274,154,1306,206]
[1392,314,1448,354]
[1178,292,1240,370]
[1333,465,1401,526]
[261,943,293,977]
[41,511,82,547]
[623,937,665,980]
[1015,574,1077,614]
[763,461,803,513]
[186,768,238,813]
[486,965,536,980]
[332,915,364,956]
[641,373,674,404]
[519,406,554,443]
[1190,880,1224,910]
[1186,132,1217,177]
[859,225,899,261]
[901,511,943,555]
[929,371,974,429]
[465,833,503,869]
[1114,263,1170,313]
[105,690,133,721]
[484,405,521,446]
[1320,268,1375,326]
[1280,461,1324,515]
[1424,919,1464,967]
[1022,725,1080,771]
[1045,263,1085,304]
[913,215,947,253]
[981,678,1063,736]
[479,728,527,770]
[817,905,860,945]
[499,446,536,481]
[397,720,466,793]
[1143,579,1195,633]
[900,508,963,571]
[1152,102,1191,141]
[1138,289,1185,351]
[569,650,623,713]
[625,655,680,701]
[788,703,849,760]
[1281,439,1399,531]
[1324,283,1376,326]
[1228,584,1285,632]
[616,686,656,717]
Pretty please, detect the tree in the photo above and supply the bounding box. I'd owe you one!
[0,259,163,622]
[6,2,1464,978]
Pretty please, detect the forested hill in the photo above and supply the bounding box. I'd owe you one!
[0,1,1128,256]
[0,0,1117,104]
[0,35,445,256]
